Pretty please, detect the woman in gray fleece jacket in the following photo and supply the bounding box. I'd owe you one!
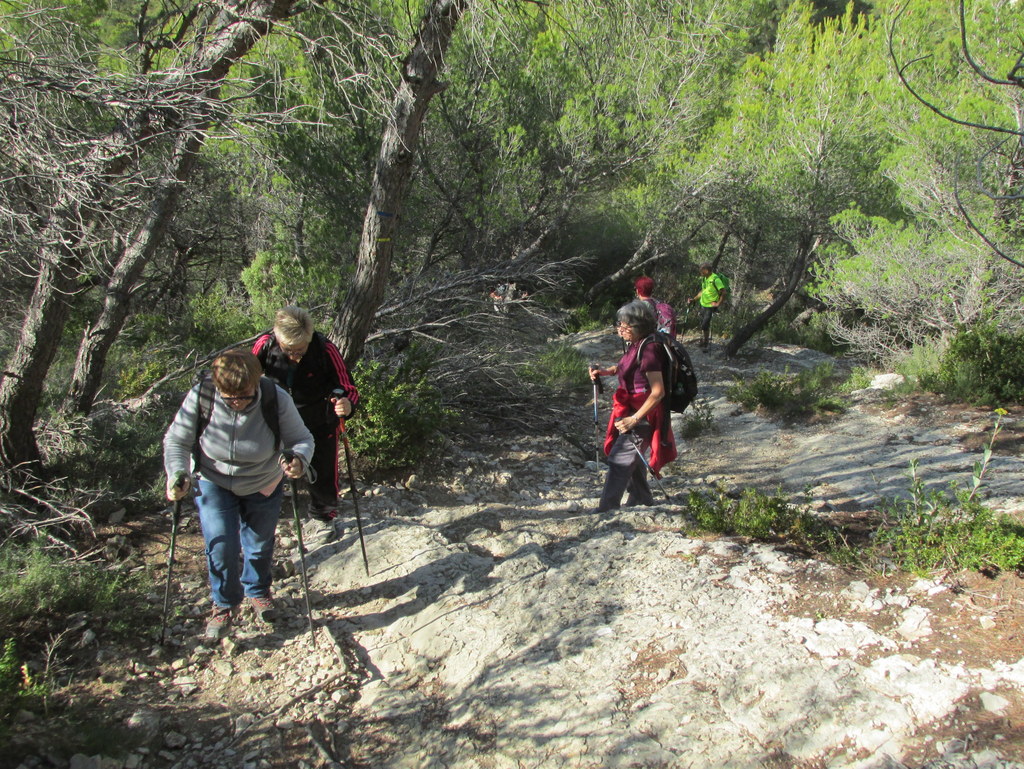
[164,349,314,640]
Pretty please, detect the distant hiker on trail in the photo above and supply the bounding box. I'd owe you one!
[634,275,677,339]
[252,306,359,535]
[588,300,677,513]
[686,263,728,350]
[163,349,313,640]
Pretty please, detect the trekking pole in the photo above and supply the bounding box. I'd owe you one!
[627,432,671,502]
[283,451,317,646]
[333,390,370,576]
[159,472,186,645]
[589,365,603,469]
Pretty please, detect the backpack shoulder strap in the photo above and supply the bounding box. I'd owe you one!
[259,377,281,450]
[192,375,216,469]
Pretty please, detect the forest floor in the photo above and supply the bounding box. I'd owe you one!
[8,328,1024,769]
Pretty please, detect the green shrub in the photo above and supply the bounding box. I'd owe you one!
[761,309,848,355]
[0,540,147,642]
[878,492,1024,575]
[685,487,836,550]
[873,412,1024,575]
[349,348,455,470]
[675,398,715,440]
[521,342,589,391]
[919,323,1024,406]
[40,405,168,507]
[727,363,846,420]
[0,638,46,741]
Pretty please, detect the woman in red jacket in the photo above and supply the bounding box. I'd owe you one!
[588,300,677,513]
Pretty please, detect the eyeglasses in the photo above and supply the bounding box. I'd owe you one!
[220,393,258,404]
[614,322,634,330]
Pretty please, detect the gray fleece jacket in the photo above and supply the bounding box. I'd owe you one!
[163,380,314,497]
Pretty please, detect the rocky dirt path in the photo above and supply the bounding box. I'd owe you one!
[14,330,1024,769]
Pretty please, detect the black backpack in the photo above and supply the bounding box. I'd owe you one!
[192,374,281,467]
[638,332,698,413]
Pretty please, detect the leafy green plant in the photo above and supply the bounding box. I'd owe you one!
[40,405,168,508]
[685,486,836,550]
[919,323,1024,406]
[0,540,148,642]
[727,363,846,420]
[874,410,1024,575]
[675,398,715,440]
[0,638,44,707]
[349,348,456,470]
[521,342,590,391]
[839,366,875,393]
[761,310,848,355]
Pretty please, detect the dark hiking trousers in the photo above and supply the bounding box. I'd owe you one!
[597,422,656,512]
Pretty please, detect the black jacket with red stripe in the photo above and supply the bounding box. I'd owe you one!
[252,331,359,430]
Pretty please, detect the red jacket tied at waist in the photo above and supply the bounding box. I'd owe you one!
[604,388,677,475]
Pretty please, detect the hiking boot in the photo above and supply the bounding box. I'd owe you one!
[249,595,278,624]
[205,606,233,640]
[310,508,337,523]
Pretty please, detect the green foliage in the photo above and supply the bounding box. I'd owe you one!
[918,323,1024,406]
[521,342,589,392]
[349,348,455,470]
[685,486,835,550]
[761,311,848,356]
[727,363,846,420]
[872,411,1024,575]
[896,341,945,384]
[41,406,168,508]
[187,286,263,351]
[0,638,44,730]
[675,398,715,440]
[111,287,262,400]
[563,305,606,333]
[878,497,1024,576]
[241,246,354,326]
[839,366,874,393]
[0,540,147,642]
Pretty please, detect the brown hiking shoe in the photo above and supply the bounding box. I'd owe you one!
[204,606,233,640]
[249,595,278,623]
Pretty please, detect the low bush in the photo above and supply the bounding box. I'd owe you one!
[871,412,1024,575]
[727,362,846,420]
[349,347,455,471]
[0,539,147,642]
[685,486,837,552]
[918,323,1024,406]
[675,398,715,440]
[521,342,590,392]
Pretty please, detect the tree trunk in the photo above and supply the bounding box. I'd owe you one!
[332,0,470,367]
[64,133,205,415]
[723,233,820,357]
[0,252,80,469]
[0,0,299,470]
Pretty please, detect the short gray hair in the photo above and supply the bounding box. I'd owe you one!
[615,300,657,338]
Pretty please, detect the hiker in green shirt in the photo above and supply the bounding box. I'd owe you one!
[686,263,728,350]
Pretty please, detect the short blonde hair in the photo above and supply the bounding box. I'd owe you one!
[273,306,315,347]
[212,348,262,395]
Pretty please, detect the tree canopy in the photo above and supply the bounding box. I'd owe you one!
[1,0,1023,479]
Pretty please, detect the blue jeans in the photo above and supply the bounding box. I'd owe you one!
[196,478,283,609]
[597,423,655,512]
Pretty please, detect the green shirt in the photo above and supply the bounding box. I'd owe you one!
[699,273,727,307]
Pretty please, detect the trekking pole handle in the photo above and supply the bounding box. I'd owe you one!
[330,388,352,424]
[589,364,604,394]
